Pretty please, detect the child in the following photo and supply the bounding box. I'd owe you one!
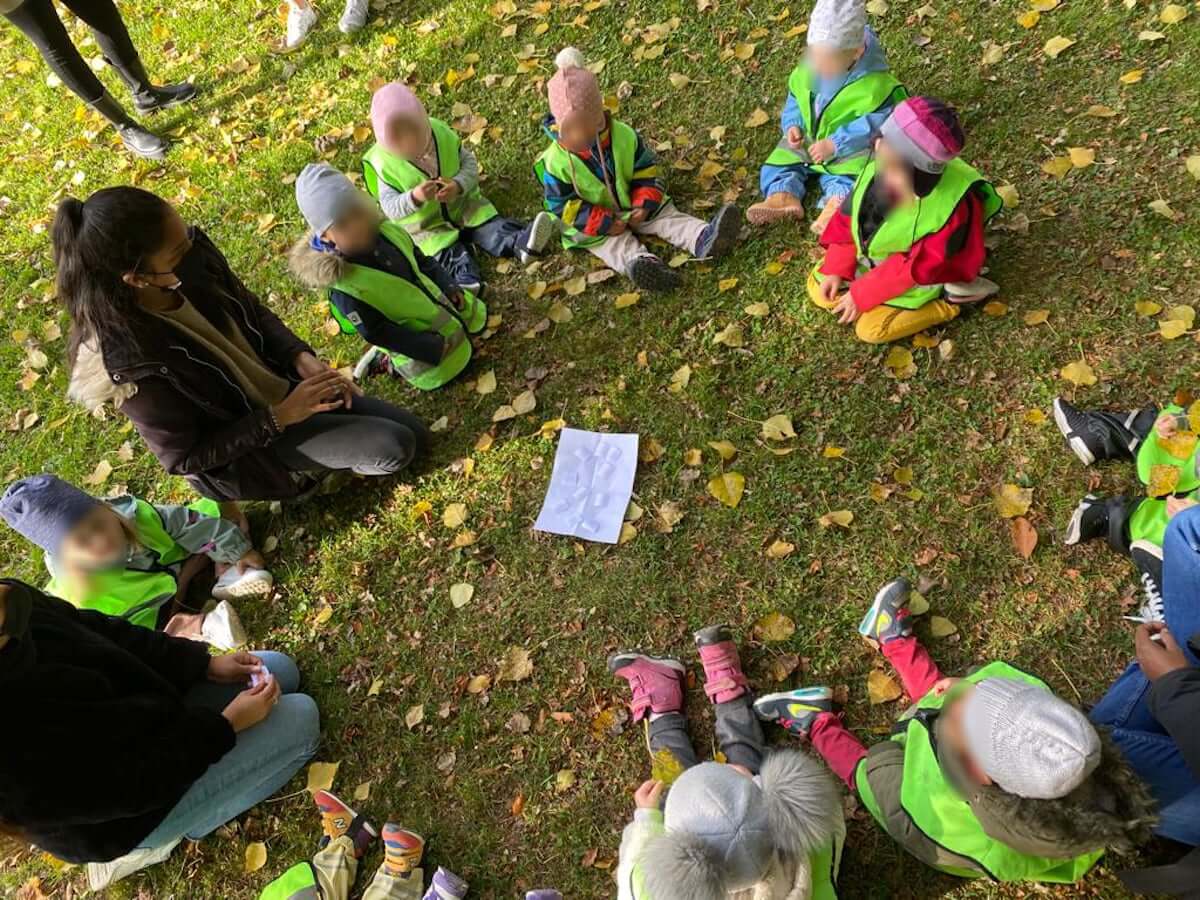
[811,97,1003,344]
[1053,396,1200,618]
[610,625,845,899]
[289,162,486,391]
[748,0,906,234]
[364,81,557,295]
[283,0,368,51]
[259,789,470,900]
[536,48,742,293]
[0,474,271,649]
[757,578,1156,883]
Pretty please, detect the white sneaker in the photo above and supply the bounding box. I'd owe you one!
[352,346,385,382]
[944,275,1000,303]
[200,601,247,651]
[87,840,180,891]
[285,3,319,50]
[525,211,558,256]
[339,0,369,33]
[212,566,274,602]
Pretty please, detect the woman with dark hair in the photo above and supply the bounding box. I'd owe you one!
[2,0,195,159]
[55,186,429,524]
[0,577,319,889]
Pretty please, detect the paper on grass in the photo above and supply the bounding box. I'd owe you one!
[534,428,639,544]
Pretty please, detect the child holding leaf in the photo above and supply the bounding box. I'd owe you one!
[609,625,845,899]
[1055,396,1200,617]
[536,48,742,293]
[761,578,1156,884]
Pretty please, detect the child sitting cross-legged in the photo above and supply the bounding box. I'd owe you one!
[758,578,1157,884]
[810,97,1003,344]
[537,48,742,293]
[289,163,486,391]
[609,625,845,899]
[0,474,270,649]
[748,0,907,234]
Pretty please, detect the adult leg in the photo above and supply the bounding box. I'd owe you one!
[1090,662,1165,735]
[433,242,483,292]
[272,398,430,479]
[1106,727,1200,845]
[854,300,959,344]
[809,714,870,790]
[881,636,943,701]
[1161,508,1200,663]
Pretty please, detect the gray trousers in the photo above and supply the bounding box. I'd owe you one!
[648,695,766,774]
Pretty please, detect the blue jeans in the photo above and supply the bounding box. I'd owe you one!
[759,162,852,205]
[434,215,531,290]
[137,652,320,849]
[1090,510,1200,845]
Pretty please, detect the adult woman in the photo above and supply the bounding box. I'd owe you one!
[0,577,319,888]
[55,186,429,522]
[2,0,195,159]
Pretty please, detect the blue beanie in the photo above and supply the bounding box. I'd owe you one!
[0,475,100,553]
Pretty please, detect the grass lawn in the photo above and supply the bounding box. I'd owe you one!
[2,0,1200,896]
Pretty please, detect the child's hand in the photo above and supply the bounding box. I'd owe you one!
[808,139,836,163]
[930,677,961,696]
[633,779,664,810]
[236,549,266,573]
[436,179,461,202]
[833,291,860,324]
[608,218,628,235]
[1156,413,1180,440]
[786,126,804,149]
[820,275,843,304]
[1167,496,1199,519]
[413,180,440,204]
[628,207,648,226]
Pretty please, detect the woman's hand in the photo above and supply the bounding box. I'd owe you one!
[1136,624,1191,681]
[293,351,362,410]
[221,677,281,732]
[273,371,350,427]
[820,275,843,305]
[208,650,263,684]
[633,779,664,810]
[833,291,861,324]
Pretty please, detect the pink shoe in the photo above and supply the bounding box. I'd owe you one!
[694,625,750,704]
[607,651,686,722]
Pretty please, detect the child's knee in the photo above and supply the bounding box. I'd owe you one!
[854,315,893,344]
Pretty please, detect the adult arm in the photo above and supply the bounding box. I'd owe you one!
[329,290,443,367]
[452,145,480,195]
[154,503,253,564]
[628,130,666,218]
[1149,667,1200,777]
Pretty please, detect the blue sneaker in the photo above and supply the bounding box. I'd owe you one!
[694,204,742,260]
[753,686,834,738]
[858,578,914,648]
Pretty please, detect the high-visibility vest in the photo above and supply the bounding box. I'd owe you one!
[258,862,319,900]
[362,117,499,256]
[1136,403,1200,494]
[329,221,485,391]
[764,67,907,176]
[855,661,1105,883]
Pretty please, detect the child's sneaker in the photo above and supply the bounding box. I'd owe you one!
[381,823,425,876]
[753,687,834,738]
[339,0,369,33]
[1131,540,1165,623]
[353,346,392,382]
[607,651,686,721]
[284,2,318,50]
[526,892,564,900]
[629,255,682,293]
[523,211,558,259]
[1063,494,1108,546]
[1053,397,1104,466]
[422,867,468,899]
[315,790,377,858]
[747,191,804,226]
[199,600,246,651]
[944,275,1000,304]
[212,565,273,602]
[694,204,742,259]
[857,578,914,648]
[694,625,750,705]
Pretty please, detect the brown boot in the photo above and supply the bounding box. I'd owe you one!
[746,192,805,226]
[810,194,844,236]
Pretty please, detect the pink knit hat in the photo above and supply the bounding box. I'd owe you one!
[370,81,433,159]
[547,47,605,130]
[879,96,966,174]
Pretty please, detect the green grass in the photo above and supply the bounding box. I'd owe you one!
[2,0,1200,896]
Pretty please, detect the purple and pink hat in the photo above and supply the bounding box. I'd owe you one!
[879,96,966,174]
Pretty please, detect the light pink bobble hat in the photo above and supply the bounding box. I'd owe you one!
[547,47,605,131]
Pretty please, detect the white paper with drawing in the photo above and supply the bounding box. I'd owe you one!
[534,429,639,544]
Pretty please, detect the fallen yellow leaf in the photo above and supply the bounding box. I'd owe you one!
[707,471,746,508]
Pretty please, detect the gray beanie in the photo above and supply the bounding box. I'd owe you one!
[807,0,867,51]
[963,677,1102,800]
[0,474,100,553]
[295,162,366,235]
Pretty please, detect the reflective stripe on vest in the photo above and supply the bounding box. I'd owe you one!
[763,68,906,176]
[1136,403,1200,494]
[534,119,651,248]
[43,497,190,629]
[849,158,1003,310]
[856,661,1105,883]
[362,117,499,256]
[259,862,320,900]
[329,221,486,391]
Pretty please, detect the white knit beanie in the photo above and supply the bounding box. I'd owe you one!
[807,0,867,51]
[963,678,1101,800]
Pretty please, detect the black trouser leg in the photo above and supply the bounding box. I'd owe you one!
[713,694,767,774]
[1087,405,1159,461]
[5,0,108,103]
[60,0,146,90]
[1106,495,1138,556]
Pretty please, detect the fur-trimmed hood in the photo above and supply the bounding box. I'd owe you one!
[288,235,346,291]
[66,340,135,415]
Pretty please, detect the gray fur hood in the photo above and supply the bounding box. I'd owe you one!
[288,235,346,290]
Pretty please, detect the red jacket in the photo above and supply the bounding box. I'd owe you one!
[818,189,988,312]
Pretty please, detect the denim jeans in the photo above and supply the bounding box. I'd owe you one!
[1089,510,1200,845]
[434,216,531,289]
[759,162,853,205]
[137,652,320,848]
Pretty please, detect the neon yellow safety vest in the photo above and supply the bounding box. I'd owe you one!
[329,221,486,391]
[44,498,192,629]
[1136,404,1200,494]
[362,117,499,256]
[534,119,662,249]
[842,157,1002,310]
[259,862,319,900]
[855,661,1105,883]
[764,67,907,176]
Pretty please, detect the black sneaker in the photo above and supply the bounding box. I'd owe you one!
[1053,397,1104,466]
[1064,494,1108,546]
[694,204,742,260]
[629,256,683,293]
[1130,540,1165,623]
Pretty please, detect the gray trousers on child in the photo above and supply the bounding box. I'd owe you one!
[648,695,766,774]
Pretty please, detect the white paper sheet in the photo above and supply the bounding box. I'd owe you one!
[534,428,639,544]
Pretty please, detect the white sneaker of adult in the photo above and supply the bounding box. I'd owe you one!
[285,3,319,50]
[87,840,180,891]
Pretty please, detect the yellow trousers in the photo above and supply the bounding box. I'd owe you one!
[806,266,959,344]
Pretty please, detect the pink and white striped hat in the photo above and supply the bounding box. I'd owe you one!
[879,96,966,174]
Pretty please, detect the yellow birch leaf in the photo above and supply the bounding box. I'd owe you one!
[1186,155,1200,181]
[996,183,1020,208]
[1042,35,1076,58]
[1030,0,1059,9]
[244,842,268,873]
[563,275,587,296]
[466,674,492,694]
[1068,147,1096,168]
[1120,68,1144,84]
[668,72,690,88]
[1018,9,1040,27]
[708,439,737,460]
[306,761,340,793]
[1041,156,1073,178]
[639,438,666,463]
[512,389,537,414]
[718,277,739,293]
[618,521,637,544]
[452,529,477,548]
[83,459,113,486]
[1161,3,1189,24]
[1148,464,1181,498]
[475,432,495,452]
[868,669,903,704]
[354,780,372,801]
[1023,309,1050,325]
[713,322,745,347]
[1087,104,1118,117]
[449,583,475,609]
[1060,360,1097,386]
[443,502,468,528]
[547,301,573,323]
[818,509,854,528]
[929,616,958,638]
[993,483,1033,518]
[884,346,916,379]
[614,291,640,309]
[823,445,846,459]
[744,301,771,317]
[1160,319,1189,340]
[707,471,746,508]
[761,414,796,440]
[766,539,795,559]
[1158,430,1198,461]
[912,332,940,348]
[907,589,930,615]
[683,448,702,466]
[1165,305,1196,326]
[651,747,687,786]
[1149,199,1181,220]
[744,107,770,128]
[492,404,518,422]
[893,466,914,485]
[983,301,1008,316]
[1135,299,1163,317]
[1025,408,1048,426]
[753,611,796,641]
[475,370,497,395]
